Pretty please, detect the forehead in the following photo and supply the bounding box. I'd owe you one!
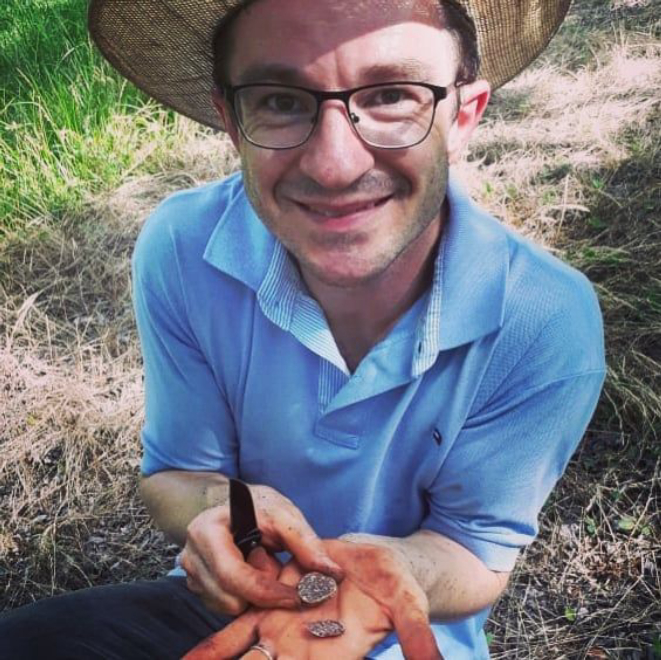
[228,0,458,85]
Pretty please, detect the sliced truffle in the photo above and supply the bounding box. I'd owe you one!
[297,572,338,605]
[306,619,346,638]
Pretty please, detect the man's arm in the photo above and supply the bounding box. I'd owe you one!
[140,470,229,546]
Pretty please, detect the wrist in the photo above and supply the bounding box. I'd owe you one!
[336,533,417,590]
[339,533,411,568]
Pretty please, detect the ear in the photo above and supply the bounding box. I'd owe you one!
[211,87,241,150]
[447,79,490,164]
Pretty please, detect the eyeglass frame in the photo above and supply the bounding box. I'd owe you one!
[220,80,459,151]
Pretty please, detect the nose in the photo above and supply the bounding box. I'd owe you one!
[298,102,375,190]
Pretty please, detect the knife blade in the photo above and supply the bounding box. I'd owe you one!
[229,478,262,560]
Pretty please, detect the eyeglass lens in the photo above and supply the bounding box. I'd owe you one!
[233,84,436,149]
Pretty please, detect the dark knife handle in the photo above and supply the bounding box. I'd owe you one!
[229,477,263,561]
[234,528,262,561]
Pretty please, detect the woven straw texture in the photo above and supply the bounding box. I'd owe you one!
[89,0,572,130]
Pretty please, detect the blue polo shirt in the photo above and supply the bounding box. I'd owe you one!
[132,171,605,658]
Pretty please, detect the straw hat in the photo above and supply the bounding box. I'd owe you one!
[89,0,572,130]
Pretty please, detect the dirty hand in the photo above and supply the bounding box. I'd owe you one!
[183,539,442,660]
[180,484,344,615]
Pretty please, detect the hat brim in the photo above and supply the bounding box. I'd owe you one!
[89,0,571,131]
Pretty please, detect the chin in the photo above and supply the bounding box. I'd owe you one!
[302,257,392,289]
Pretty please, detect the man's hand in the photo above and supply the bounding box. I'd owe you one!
[183,539,442,660]
[324,540,441,657]
[179,483,344,615]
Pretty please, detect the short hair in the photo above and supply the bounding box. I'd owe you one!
[440,0,480,85]
[212,1,480,87]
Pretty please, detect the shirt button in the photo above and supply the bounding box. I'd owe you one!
[433,429,443,445]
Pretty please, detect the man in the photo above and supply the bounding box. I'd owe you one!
[0,0,606,658]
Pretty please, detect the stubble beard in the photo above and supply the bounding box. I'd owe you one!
[241,153,449,289]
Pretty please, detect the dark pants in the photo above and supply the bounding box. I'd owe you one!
[0,577,230,660]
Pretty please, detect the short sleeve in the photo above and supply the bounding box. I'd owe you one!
[421,370,605,571]
[132,203,239,477]
[421,273,606,571]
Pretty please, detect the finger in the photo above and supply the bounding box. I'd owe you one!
[241,647,275,660]
[189,521,299,610]
[182,609,263,660]
[247,546,281,579]
[220,556,300,609]
[275,520,344,582]
[181,546,248,615]
[272,559,306,587]
[211,527,299,608]
[251,486,344,581]
[391,598,443,660]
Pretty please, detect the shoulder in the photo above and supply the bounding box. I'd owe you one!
[134,172,242,260]
[446,176,605,404]
[474,226,606,415]
[131,172,245,290]
[443,176,603,370]
[503,227,603,366]
[462,217,606,415]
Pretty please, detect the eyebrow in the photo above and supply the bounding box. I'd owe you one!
[235,59,435,87]
[236,64,307,86]
[358,61,435,83]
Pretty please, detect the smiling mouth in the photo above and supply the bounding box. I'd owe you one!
[296,195,392,218]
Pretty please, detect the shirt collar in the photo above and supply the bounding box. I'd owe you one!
[413,171,508,375]
[204,170,508,373]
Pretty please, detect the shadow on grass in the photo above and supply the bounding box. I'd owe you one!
[560,108,661,435]
[486,104,661,659]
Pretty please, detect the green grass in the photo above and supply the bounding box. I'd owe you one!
[0,0,178,237]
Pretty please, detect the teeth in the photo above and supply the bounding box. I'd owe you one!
[307,201,379,217]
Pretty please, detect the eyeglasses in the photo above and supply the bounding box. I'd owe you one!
[221,81,453,150]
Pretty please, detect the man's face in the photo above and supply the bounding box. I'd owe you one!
[218,0,482,289]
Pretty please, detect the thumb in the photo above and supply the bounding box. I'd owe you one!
[278,526,344,582]
[391,597,443,660]
[396,617,443,660]
[252,485,345,581]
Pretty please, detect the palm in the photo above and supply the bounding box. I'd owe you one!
[184,540,442,660]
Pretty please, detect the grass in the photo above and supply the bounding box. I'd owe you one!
[1,0,660,657]
[0,0,190,237]
[462,1,661,655]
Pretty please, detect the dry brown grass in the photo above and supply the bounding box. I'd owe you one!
[1,139,239,605]
[1,0,659,657]
[463,1,661,657]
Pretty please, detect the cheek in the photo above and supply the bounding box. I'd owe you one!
[420,129,450,179]
[390,139,448,197]
[427,119,450,154]
[240,148,295,203]
[240,153,275,208]
[240,159,274,223]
